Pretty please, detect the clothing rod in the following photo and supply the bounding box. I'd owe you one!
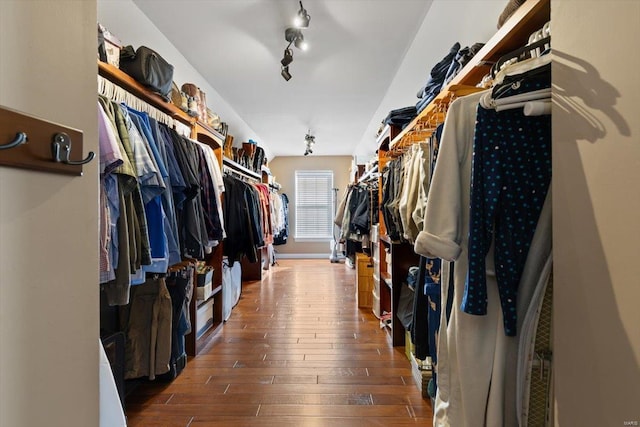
[222,157,261,181]
[493,88,551,106]
[223,165,260,182]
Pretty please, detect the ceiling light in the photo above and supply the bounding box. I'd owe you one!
[281,65,292,81]
[304,131,315,155]
[281,48,293,67]
[294,1,311,29]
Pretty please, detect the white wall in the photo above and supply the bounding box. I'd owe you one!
[97,0,271,159]
[0,1,99,426]
[552,1,640,425]
[355,0,505,157]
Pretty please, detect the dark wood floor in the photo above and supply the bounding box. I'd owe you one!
[126,259,432,426]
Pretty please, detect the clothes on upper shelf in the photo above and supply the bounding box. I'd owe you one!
[98,96,225,306]
[382,105,418,129]
[411,58,552,426]
[416,42,461,113]
[415,42,485,115]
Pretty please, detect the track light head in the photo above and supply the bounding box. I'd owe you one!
[294,33,308,51]
[285,28,308,51]
[294,1,311,28]
[281,65,292,81]
[281,48,293,67]
[285,27,300,44]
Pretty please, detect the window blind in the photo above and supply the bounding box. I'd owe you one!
[295,170,334,240]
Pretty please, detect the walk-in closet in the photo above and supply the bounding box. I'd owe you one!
[1,0,639,426]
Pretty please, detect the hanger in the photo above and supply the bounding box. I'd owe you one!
[479,32,551,116]
[98,75,177,128]
[491,36,551,79]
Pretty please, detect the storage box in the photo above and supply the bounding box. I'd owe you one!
[196,265,214,287]
[99,24,122,68]
[196,280,212,301]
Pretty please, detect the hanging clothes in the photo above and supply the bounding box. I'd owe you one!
[97,92,226,387]
[273,193,290,245]
[412,59,552,426]
[222,173,263,266]
[119,275,172,380]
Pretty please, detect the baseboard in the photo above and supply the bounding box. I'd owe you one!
[277,253,331,259]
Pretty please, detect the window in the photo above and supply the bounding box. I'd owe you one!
[295,170,334,240]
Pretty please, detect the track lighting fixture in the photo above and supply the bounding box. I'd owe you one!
[281,48,293,67]
[294,1,311,29]
[281,65,292,81]
[303,131,315,155]
[279,2,311,81]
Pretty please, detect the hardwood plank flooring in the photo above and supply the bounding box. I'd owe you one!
[125,259,432,426]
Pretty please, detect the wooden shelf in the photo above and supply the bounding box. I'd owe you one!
[376,124,400,152]
[196,295,214,309]
[98,61,195,127]
[389,0,550,151]
[196,284,223,309]
[211,284,223,296]
[195,121,225,147]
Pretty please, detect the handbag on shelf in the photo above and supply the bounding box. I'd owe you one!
[119,45,174,101]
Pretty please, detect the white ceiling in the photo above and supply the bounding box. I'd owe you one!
[129,0,506,160]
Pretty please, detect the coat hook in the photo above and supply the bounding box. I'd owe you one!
[51,132,95,166]
[0,132,28,150]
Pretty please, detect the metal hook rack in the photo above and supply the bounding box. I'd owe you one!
[0,105,94,176]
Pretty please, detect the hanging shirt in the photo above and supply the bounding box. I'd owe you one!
[194,141,226,240]
[98,102,124,284]
[121,106,166,280]
[98,96,140,305]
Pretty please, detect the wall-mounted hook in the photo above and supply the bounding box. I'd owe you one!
[51,132,95,166]
[0,132,28,150]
